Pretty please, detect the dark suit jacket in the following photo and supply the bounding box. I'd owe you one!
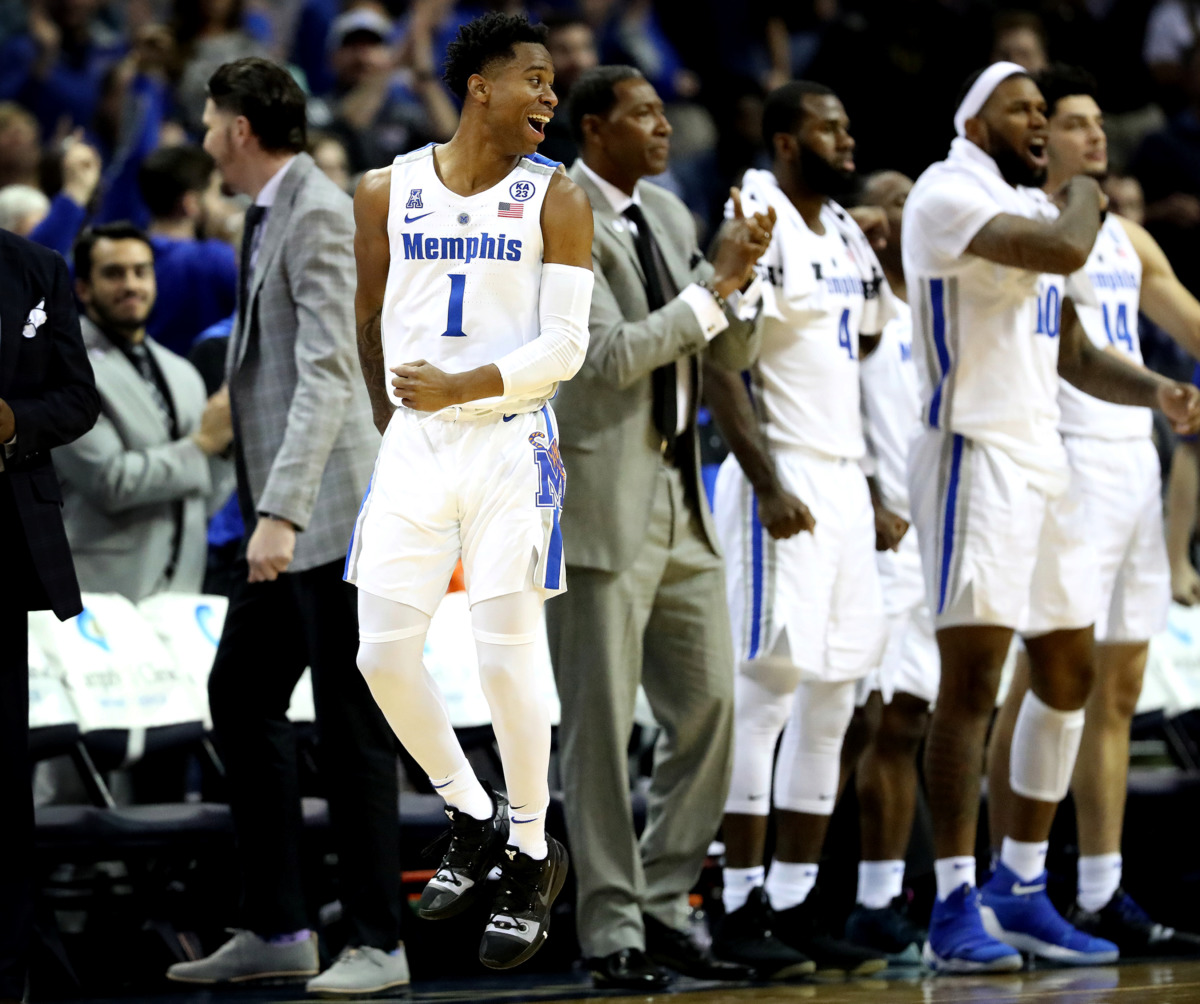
[0,229,100,618]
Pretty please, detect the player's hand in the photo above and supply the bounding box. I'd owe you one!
[848,205,889,251]
[391,359,463,412]
[247,516,296,583]
[758,484,815,539]
[1158,381,1200,435]
[59,133,101,207]
[1173,561,1200,606]
[874,503,909,552]
[712,188,776,297]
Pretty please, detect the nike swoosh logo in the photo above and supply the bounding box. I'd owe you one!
[405,211,434,223]
[502,414,516,422]
[1011,882,1046,896]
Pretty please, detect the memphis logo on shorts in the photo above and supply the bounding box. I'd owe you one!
[530,431,565,509]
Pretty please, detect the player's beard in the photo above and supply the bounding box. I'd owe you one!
[989,133,1047,188]
[799,143,856,201]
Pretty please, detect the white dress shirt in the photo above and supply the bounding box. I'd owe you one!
[248,155,298,274]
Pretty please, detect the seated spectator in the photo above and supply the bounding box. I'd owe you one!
[138,144,238,355]
[53,222,233,602]
[0,0,127,138]
[172,0,267,135]
[990,9,1049,73]
[309,130,351,192]
[1131,43,1200,300]
[318,3,457,173]
[539,12,599,165]
[0,185,49,236]
[0,101,41,189]
[27,134,102,257]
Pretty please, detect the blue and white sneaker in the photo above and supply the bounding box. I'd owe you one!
[923,884,1024,973]
[980,863,1119,965]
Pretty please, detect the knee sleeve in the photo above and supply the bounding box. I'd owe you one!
[725,672,795,815]
[1010,690,1085,802]
[774,679,858,816]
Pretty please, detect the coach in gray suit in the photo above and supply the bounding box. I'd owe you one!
[166,59,408,996]
[55,223,232,601]
[547,66,775,990]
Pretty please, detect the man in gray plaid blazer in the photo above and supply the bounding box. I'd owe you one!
[165,59,409,996]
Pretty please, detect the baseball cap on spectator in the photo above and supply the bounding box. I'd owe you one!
[328,8,393,50]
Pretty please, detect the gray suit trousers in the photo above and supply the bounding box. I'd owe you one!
[547,463,734,958]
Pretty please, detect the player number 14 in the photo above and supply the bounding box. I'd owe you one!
[1102,302,1134,353]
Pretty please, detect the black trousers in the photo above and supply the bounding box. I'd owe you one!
[207,557,402,949]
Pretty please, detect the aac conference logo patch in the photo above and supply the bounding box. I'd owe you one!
[509,180,535,202]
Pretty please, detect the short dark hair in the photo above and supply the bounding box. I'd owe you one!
[138,145,215,218]
[761,80,836,150]
[1035,63,1099,117]
[442,12,549,99]
[207,57,307,153]
[569,65,643,142]
[74,222,154,282]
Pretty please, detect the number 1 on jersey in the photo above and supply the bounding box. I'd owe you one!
[442,273,467,337]
[837,308,854,359]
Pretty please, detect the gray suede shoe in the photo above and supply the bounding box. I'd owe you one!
[306,945,411,997]
[166,930,319,984]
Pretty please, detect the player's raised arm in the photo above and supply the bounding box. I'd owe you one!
[353,167,396,434]
[1120,214,1200,359]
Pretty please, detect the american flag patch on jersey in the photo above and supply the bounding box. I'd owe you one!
[497,202,524,218]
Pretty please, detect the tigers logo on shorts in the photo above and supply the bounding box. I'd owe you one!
[529,431,565,509]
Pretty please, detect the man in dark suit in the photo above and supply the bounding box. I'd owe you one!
[0,228,100,1003]
[164,59,407,995]
[547,65,776,990]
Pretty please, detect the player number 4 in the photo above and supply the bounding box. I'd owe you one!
[837,308,854,359]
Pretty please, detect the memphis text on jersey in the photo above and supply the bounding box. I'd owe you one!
[400,232,524,262]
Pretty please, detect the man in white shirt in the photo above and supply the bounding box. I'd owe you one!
[903,61,1200,973]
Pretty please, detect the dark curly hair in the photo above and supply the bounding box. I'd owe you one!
[442,12,549,100]
[1035,64,1100,119]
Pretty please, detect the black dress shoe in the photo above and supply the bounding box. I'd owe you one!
[587,948,672,990]
[643,913,756,980]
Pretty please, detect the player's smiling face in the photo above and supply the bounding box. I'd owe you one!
[974,75,1049,185]
[485,42,558,153]
[1047,94,1107,181]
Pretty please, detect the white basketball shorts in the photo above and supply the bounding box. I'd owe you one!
[858,529,940,706]
[344,405,566,614]
[1065,435,1169,643]
[907,429,1098,635]
[714,449,886,682]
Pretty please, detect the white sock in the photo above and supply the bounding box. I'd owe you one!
[1001,837,1048,883]
[429,764,492,820]
[934,856,977,902]
[858,860,905,910]
[1077,853,1122,912]
[509,804,548,860]
[722,865,765,914]
[765,861,818,911]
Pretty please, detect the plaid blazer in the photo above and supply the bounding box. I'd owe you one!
[227,153,379,573]
[0,229,100,618]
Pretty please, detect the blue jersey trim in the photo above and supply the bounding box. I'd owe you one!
[524,152,561,169]
[937,434,964,614]
[928,278,950,428]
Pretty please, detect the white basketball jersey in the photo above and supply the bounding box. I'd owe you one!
[1058,214,1151,440]
[861,302,921,521]
[745,201,889,461]
[903,140,1068,491]
[381,145,558,415]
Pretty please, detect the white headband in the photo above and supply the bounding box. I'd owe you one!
[954,61,1028,138]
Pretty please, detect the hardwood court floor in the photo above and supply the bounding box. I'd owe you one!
[54,961,1200,1004]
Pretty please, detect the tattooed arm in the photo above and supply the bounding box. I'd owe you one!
[354,168,395,434]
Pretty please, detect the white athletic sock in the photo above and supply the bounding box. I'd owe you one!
[722,865,765,915]
[509,804,548,860]
[765,861,818,911]
[1077,853,1122,912]
[1000,837,1048,883]
[858,860,905,910]
[934,856,977,902]
[429,763,493,820]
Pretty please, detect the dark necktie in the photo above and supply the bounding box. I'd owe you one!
[623,203,679,452]
[240,204,267,309]
[128,342,173,434]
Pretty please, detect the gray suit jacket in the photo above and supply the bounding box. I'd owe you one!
[55,317,213,601]
[228,152,378,572]
[555,162,762,573]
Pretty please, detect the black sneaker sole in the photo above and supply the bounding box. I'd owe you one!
[479,845,569,970]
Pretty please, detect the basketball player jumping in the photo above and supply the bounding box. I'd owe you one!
[347,12,594,970]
